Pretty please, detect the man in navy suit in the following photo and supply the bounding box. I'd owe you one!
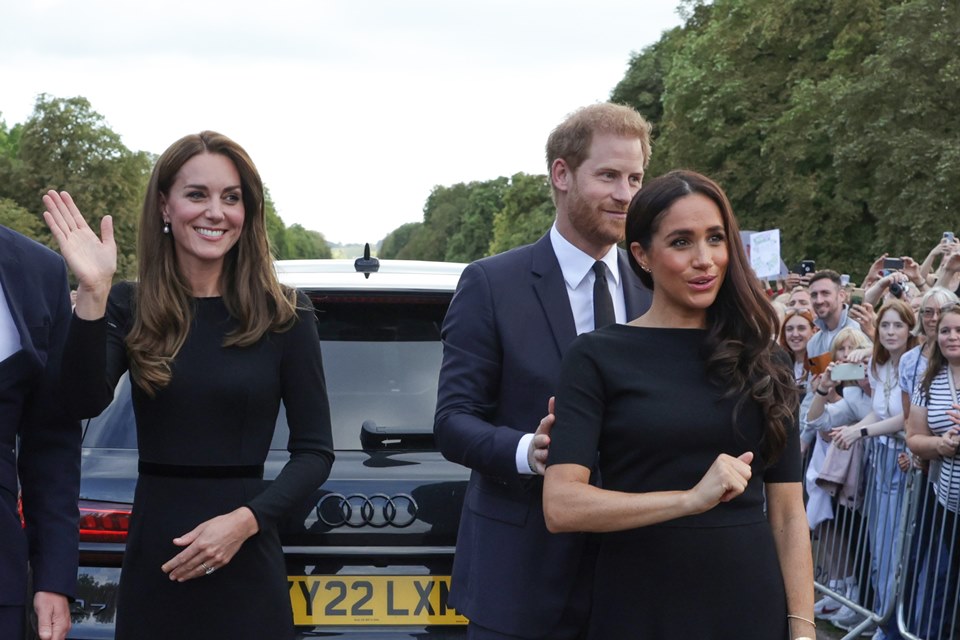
[435,103,653,639]
[0,225,80,640]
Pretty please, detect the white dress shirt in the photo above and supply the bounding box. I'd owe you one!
[0,279,21,363]
[515,225,626,474]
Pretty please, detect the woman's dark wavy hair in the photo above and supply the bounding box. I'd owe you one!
[626,170,797,466]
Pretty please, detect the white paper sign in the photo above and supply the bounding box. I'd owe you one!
[749,229,781,280]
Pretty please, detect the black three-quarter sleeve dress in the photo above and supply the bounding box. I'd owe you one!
[548,325,800,640]
[63,282,334,639]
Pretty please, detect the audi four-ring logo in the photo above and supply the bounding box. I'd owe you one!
[316,493,418,528]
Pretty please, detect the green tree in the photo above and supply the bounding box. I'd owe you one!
[615,0,910,275]
[489,173,554,255]
[379,222,423,259]
[0,198,44,238]
[610,27,691,177]
[445,176,509,262]
[0,95,152,278]
[264,187,289,258]
[831,0,960,263]
[284,224,332,259]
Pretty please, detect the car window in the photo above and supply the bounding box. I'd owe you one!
[86,292,451,453]
[283,293,449,451]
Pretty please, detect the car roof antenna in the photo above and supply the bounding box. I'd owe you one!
[354,243,380,279]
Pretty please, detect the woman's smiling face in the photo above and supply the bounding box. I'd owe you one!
[161,152,245,279]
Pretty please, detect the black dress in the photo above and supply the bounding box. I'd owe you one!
[64,282,334,639]
[548,326,800,640]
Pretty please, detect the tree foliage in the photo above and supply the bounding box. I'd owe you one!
[0,198,43,238]
[488,173,555,255]
[379,173,554,262]
[379,222,423,259]
[613,0,959,276]
[0,95,152,278]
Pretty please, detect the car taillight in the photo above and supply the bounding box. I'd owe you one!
[79,500,131,543]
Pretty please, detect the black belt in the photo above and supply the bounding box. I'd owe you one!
[138,461,264,479]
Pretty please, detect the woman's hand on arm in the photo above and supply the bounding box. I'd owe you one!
[161,507,260,582]
[543,452,753,534]
[42,190,116,320]
[766,482,815,640]
[829,425,859,450]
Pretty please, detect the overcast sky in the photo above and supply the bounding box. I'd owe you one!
[2,0,685,244]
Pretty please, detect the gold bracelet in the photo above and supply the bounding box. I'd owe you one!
[786,613,816,629]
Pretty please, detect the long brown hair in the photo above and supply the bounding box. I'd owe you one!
[128,131,297,395]
[919,305,960,401]
[778,308,818,367]
[870,299,918,377]
[626,170,797,465]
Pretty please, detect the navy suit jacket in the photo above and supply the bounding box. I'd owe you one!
[0,225,80,606]
[434,233,651,637]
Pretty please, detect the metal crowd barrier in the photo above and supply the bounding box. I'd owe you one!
[806,434,960,639]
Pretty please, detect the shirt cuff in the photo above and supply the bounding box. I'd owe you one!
[515,433,536,475]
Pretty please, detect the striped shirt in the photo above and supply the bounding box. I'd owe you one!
[913,367,960,511]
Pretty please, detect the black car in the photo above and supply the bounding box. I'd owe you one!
[67,258,470,639]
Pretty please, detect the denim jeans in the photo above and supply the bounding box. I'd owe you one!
[865,441,906,640]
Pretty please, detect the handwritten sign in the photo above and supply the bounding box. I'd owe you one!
[749,229,782,280]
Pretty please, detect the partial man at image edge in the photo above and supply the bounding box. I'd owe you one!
[434,103,653,639]
[0,225,81,640]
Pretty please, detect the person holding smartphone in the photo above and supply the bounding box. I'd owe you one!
[804,327,874,628]
[920,234,960,289]
[865,257,925,306]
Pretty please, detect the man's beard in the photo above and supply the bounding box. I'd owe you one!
[565,181,625,247]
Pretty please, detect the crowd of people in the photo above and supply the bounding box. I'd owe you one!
[764,237,960,639]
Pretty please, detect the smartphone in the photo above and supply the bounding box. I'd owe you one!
[883,257,904,270]
[849,287,865,305]
[831,362,866,382]
[799,260,816,275]
[840,274,851,287]
[946,232,956,243]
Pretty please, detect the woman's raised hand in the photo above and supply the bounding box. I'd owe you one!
[42,190,116,319]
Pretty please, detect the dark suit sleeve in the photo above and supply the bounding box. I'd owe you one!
[17,254,81,599]
[434,262,528,479]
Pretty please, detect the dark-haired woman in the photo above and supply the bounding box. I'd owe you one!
[543,170,813,639]
[42,132,334,639]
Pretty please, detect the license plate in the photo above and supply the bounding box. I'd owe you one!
[289,575,468,626]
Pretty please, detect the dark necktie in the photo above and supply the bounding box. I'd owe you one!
[592,261,616,330]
